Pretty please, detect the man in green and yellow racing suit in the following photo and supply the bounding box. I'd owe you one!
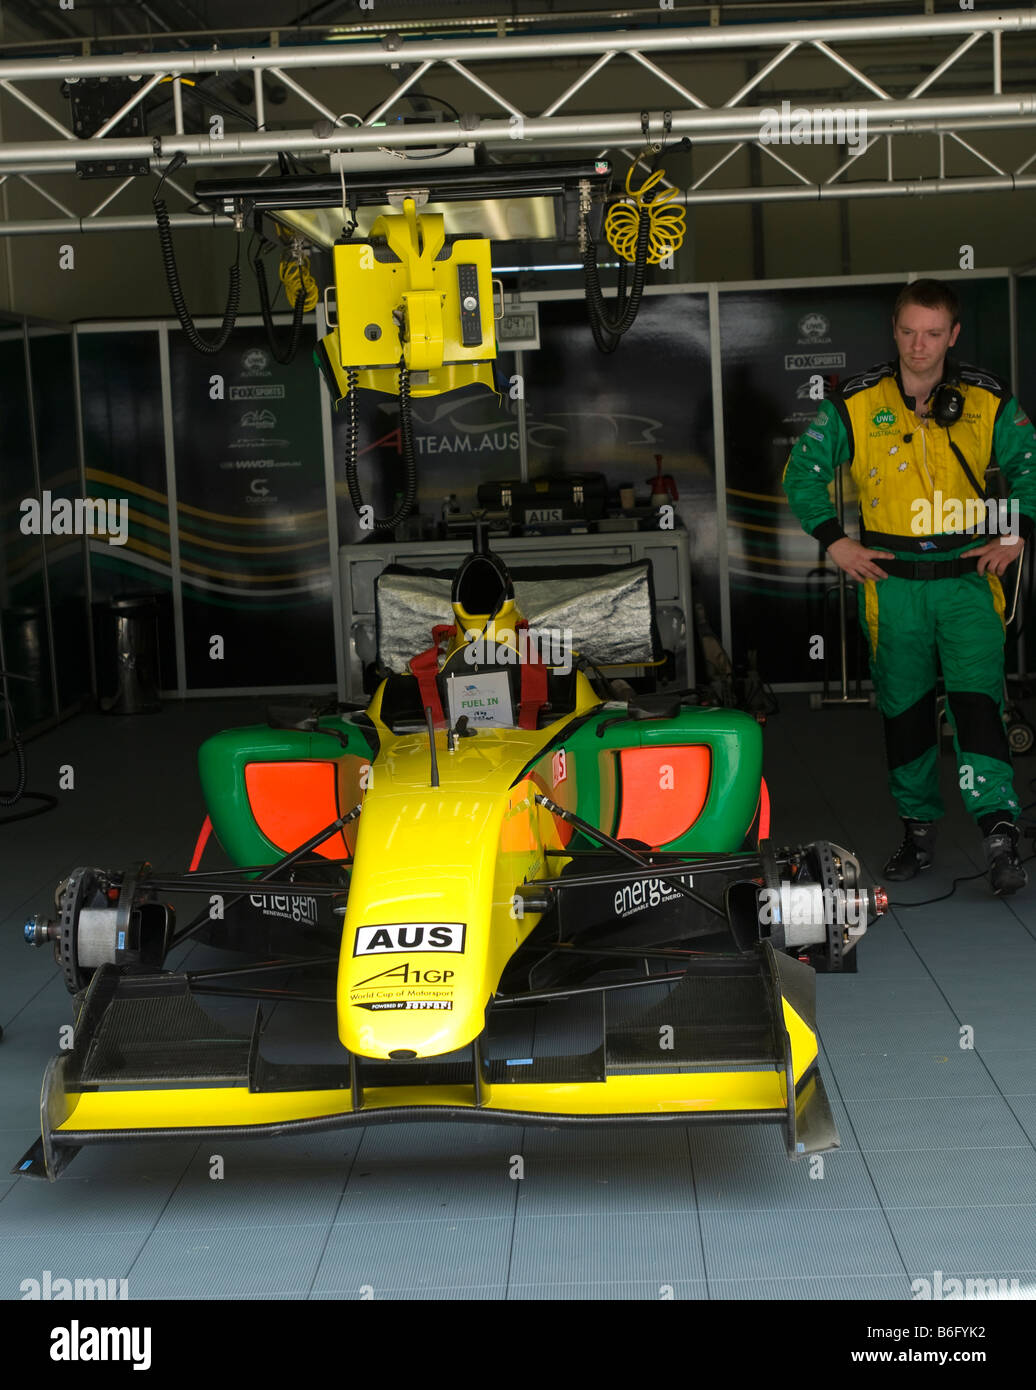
[783,278,1036,896]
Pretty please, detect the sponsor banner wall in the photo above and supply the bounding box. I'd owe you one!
[331,356,520,543]
[524,295,718,627]
[1,318,91,730]
[0,321,56,729]
[70,279,1021,695]
[78,328,178,690]
[169,327,334,689]
[28,327,91,714]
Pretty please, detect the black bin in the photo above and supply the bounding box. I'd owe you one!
[0,605,49,725]
[100,593,161,715]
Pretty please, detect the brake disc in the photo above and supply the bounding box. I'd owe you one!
[813,840,843,971]
[54,866,105,994]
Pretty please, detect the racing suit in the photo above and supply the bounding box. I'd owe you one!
[783,359,1036,828]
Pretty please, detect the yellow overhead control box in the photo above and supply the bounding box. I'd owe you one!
[316,196,497,400]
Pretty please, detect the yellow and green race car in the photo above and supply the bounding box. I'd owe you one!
[17,540,885,1180]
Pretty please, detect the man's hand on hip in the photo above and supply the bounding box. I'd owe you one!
[962,534,1025,577]
[827,537,896,582]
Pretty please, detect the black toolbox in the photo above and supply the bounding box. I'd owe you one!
[476,473,609,526]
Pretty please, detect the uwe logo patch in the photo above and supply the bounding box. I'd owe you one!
[871,407,897,428]
[353,923,465,956]
[797,312,830,343]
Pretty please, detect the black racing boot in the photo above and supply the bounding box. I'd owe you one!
[883,819,936,880]
[983,821,1028,896]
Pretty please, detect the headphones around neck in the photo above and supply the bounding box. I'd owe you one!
[927,369,964,427]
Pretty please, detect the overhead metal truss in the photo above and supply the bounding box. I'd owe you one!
[0,7,1034,235]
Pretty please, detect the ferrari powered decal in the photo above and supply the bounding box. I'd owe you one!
[354,1000,454,1011]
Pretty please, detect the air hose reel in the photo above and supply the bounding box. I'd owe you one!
[583,135,687,353]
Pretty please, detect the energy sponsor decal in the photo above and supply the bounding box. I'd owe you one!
[248,892,319,927]
[353,923,465,956]
[613,874,694,920]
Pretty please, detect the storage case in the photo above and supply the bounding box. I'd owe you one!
[476,473,608,525]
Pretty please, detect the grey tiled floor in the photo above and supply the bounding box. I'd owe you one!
[1,696,1035,1300]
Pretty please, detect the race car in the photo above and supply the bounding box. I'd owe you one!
[16,538,886,1180]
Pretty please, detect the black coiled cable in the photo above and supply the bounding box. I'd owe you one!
[253,249,307,365]
[0,723,25,807]
[583,205,652,354]
[153,154,241,355]
[343,361,418,533]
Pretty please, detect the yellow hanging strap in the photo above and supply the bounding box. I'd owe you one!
[605,159,687,266]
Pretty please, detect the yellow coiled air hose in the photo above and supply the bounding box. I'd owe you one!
[279,254,319,311]
[604,162,687,266]
[584,156,686,352]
